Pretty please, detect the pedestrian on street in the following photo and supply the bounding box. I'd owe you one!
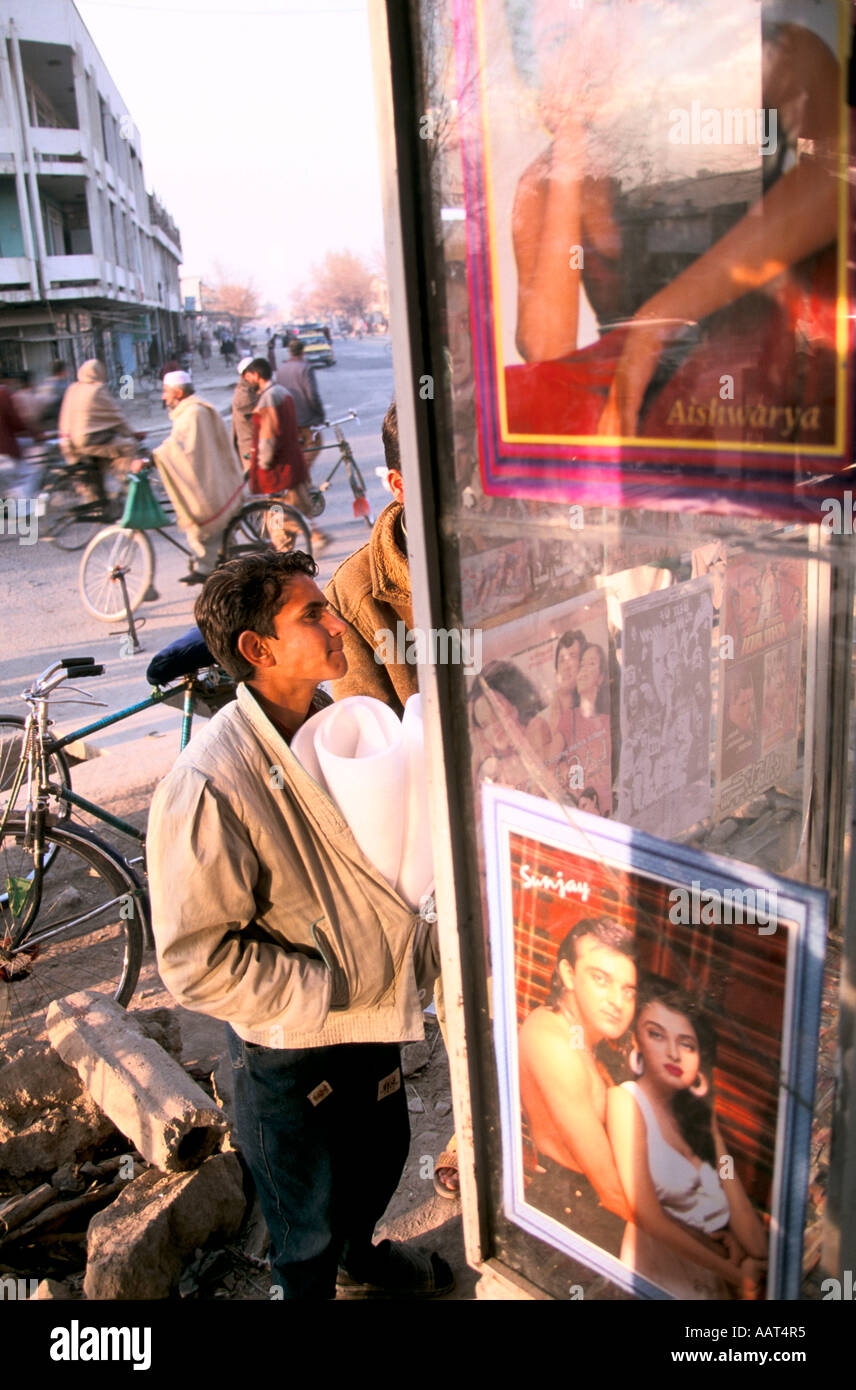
[275,337,325,473]
[231,357,259,468]
[243,357,331,553]
[146,370,245,584]
[146,549,452,1301]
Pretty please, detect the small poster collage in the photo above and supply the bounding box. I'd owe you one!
[467,555,806,843]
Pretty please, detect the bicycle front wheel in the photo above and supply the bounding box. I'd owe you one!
[0,818,145,1047]
[78,526,155,622]
[220,499,312,561]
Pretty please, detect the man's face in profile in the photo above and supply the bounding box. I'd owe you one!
[563,935,637,1040]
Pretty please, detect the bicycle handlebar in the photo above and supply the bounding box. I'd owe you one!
[323,411,358,428]
[27,660,105,701]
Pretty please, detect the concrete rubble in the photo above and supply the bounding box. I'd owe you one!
[83,1152,246,1300]
[0,990,254,1301]
[0,1042,117,1178]
[47,991,229,1172]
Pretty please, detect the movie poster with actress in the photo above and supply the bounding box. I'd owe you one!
[453,0,852,519]
[483,784,827,1298]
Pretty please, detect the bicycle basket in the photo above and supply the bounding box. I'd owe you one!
[120,472,171,530]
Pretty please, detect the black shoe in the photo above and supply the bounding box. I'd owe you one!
[178,570,206,586]
[335,1243,454,1300]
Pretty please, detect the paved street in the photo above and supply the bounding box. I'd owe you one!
[0,337,395,805]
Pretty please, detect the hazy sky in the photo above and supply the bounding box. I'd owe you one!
[75,0,385,312]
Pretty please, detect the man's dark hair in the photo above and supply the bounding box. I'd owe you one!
[555,627,586,672]
[382,401,399,474]
[49,359,67,376]
[288,338,304,357]
[248,356,272,380]
[194,551,318,681]
[547,918,638,1008]
[470,659,543,727]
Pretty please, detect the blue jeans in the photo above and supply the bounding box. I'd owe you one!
[226,1028,410,1300]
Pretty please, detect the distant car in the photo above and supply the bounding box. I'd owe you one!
[298,330,335,368]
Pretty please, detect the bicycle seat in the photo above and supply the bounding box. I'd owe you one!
[146,627,214,685]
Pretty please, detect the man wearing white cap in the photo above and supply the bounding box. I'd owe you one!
[149,372,245,585]
[231,357,258,467]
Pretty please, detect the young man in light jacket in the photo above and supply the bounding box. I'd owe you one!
[147,550,450,1300]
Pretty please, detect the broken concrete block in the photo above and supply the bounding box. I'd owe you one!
[0,1042,116,1178]
[47,991,228,1172]
[84,1151,246,1300]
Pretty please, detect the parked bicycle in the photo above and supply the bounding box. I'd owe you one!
[76,466,313,623]
[0,639,233,1044]
[314,412,374,528]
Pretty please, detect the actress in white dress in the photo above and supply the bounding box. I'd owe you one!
[606,979,767,1299]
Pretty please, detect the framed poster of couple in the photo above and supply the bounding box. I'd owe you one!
[483,782,827,1299]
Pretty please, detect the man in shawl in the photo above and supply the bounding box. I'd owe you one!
[58,359,143,498]
[149,371,245,585]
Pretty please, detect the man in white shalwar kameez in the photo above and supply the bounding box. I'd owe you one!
[151,371,245,584]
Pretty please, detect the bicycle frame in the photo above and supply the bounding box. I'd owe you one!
[1,675,212,956]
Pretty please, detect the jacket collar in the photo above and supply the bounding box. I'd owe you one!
[370,501,411,608]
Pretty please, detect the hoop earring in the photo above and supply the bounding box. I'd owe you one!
[629,1048,644,1077]
[690,1072,709,1098]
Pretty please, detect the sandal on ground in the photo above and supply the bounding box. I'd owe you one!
[336,1241,454,1299]
[433,1135,460,1200]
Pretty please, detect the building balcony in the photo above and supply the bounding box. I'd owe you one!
[0,256,33,288]
[43,252,101,289]
[30,126,89,166]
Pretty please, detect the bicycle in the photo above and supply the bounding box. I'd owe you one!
[77,467,313,623]
[314,412,374,528]
[0,643,233,1044]
[37,454,124,553]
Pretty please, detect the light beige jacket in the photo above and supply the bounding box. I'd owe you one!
[147,683,439,1048]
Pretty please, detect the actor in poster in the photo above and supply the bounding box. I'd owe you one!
[518,918,639,1256]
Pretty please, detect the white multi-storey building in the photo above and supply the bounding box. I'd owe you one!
[0,0,182,382]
